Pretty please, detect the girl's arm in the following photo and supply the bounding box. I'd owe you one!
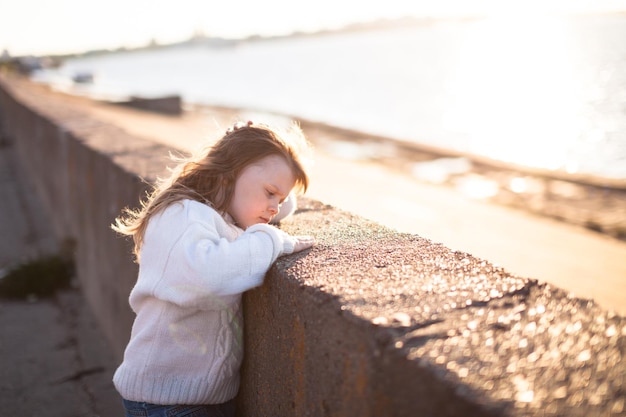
[141,201,311,309]
[177,224,292,294]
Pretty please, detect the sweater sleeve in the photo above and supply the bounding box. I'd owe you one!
[270,193,297,224]
[144,203,297,308]
[245,223,296,257]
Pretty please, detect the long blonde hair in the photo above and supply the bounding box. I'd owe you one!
[112,121,311,259]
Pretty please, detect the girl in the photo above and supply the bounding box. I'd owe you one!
[112,121,314,417]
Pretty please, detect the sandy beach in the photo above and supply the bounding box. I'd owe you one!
[12,80,626,315]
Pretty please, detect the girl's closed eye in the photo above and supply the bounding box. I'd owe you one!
[267,188,286,202]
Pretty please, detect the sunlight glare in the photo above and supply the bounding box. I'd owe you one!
[443,14,583,171]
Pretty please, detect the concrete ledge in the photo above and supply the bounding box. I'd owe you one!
[1,74,624,416]
[0,75,171,356]
[241,201,625,416]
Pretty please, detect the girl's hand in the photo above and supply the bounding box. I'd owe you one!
[292,235,315,253]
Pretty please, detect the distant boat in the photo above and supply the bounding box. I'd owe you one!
[72,71,94,83]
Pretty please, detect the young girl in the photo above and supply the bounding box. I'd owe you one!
[112,120,314,417]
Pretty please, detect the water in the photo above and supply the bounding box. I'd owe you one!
[35,14,626,179]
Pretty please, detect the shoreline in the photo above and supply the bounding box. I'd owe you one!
[186,102,626,243]
[15,76,626,242]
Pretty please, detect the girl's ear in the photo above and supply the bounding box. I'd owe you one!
[270,193,297,224]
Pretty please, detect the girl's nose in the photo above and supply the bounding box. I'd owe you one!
[268,203,278,215]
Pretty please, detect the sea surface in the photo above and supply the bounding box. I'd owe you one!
[34,14,626,179]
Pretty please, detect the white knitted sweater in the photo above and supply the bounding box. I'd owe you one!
[113,199,297,405]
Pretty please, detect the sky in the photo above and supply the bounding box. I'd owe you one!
[1,0,626,56]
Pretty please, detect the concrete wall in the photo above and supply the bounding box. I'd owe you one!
[0,75,170,357]
[1,74,624,417]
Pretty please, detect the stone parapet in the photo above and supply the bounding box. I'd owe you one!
[0,74,623,416]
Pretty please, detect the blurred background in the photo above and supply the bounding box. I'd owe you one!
[3,0,626,179]
[1,0,626,312]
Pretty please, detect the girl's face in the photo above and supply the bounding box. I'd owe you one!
[228,154,296,229]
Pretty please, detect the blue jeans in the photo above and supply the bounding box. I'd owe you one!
[122,399,236,417]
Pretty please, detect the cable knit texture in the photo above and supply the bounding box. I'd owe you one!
[113,199,296,405]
